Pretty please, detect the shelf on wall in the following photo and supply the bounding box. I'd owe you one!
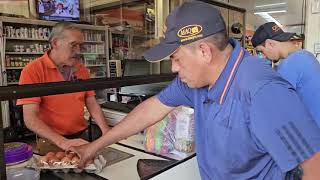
[84,40,105,43]
[7,82,19,85]
[0,16,56,26]
[81,53,105,55]
[5,52,44,55]
[5,37,49,41]
[86,64,106,67]
[6,67,24,70]
[90,75,106,78]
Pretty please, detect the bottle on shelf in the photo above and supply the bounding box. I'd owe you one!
[8,43,49,53]
[83,30,103,42]
[4,25,51,40]
[5,56,33,68]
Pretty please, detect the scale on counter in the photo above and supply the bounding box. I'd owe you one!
[100,147,134,167]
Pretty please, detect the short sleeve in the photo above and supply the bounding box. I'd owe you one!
[250,81,320,172]
[277,51,315,89]
[157,77,193,107]
[16,66,41,105]
[277,62,300,89]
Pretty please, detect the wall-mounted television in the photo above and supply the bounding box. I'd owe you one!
[37,0,80,22]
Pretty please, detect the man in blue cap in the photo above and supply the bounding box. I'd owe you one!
[72,1,320,179]
[252,22,320,128]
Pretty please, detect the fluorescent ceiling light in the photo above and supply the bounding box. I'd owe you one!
[255,2,287,8]
[254,10,287,14]
[255,12,283,27]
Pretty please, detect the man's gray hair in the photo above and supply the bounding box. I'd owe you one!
[186,31,229,51]
[49,22,82,42]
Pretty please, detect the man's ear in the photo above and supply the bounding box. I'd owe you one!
[50,38,58,49]
[265,39,276,48]
[198,42,212,64]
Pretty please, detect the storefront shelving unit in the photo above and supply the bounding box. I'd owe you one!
[108,29,156,77]
[0,16,109,83]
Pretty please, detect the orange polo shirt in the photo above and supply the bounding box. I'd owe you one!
[16,52,95,135]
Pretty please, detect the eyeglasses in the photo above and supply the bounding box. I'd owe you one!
[68,41,84,50]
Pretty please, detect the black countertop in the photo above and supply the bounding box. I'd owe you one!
[100,101,136,113]
[40,171,107,180]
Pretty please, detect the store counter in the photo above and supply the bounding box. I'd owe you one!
[84,104,201,179]
[94,134,201,180]
[30,132,199,180]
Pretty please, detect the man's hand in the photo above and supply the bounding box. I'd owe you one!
[69,143,97,169]
[85,155,107,174]
[58,138,89,151]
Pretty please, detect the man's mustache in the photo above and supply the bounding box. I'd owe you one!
[71,54,82,59]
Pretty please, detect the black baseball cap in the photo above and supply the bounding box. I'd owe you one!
[251,22,296,47]
[144,1,226,62]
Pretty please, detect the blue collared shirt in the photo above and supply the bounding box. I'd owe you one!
[277,50,320,127]
[157,39,320,180]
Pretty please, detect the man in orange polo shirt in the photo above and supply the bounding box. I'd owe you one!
[16,22,110,154]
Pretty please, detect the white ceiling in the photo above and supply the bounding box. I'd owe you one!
[229,0,305,34]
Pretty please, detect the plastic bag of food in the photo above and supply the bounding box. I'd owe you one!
[144,106,195,159]
[144,116,176,155]
[170,106,195,153]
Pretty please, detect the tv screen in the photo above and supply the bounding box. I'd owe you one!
[37,0,80,21]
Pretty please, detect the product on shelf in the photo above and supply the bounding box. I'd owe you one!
[81,44,105,54]
[2,21,108,86]
[5,56,33,67]
[4,26,51,39]
[83,30,103,42]
[7,70,21,83]
[9,43,49,53]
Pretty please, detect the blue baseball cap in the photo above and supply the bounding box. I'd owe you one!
[144,1,226,62]
[251,22,296,47]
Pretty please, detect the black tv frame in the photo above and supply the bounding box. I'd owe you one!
[36,0,80,22]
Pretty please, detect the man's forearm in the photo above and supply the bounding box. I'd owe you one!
[86,96,110,134]
[90,96,174,152]
[25,115,66,145]
[89,108,110,134]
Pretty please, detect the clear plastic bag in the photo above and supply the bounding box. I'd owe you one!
[170,106,195,153]
[144,106,195,159]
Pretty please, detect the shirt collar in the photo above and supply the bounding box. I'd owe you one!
[208,39,246,104]
[43,51,57,69]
